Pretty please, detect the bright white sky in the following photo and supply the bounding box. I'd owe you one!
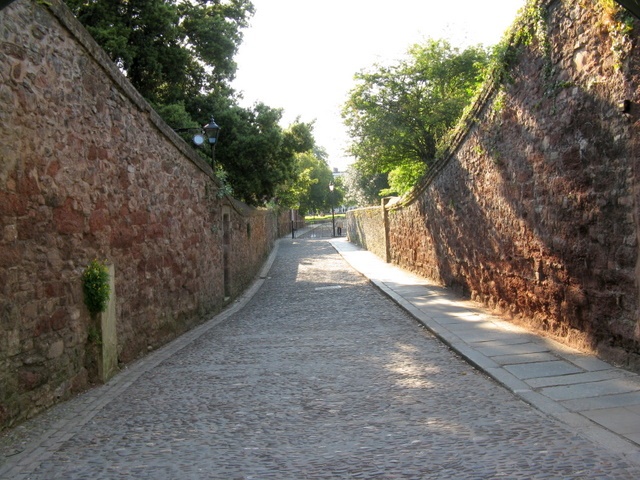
[232,0,527,171]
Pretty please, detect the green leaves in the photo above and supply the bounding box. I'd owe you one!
[82,260,111,316]
[65,0,254,105]
[343,39,489,200]
[211,105,316,206]
[294,151,334,216]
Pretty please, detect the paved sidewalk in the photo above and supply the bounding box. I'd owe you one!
[331,237,640,460]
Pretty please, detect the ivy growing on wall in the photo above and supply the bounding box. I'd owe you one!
[429,2,544,163]
[596,0,635,71]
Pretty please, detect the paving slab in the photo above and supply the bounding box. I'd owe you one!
[475,341,552,357]
[491,352,558,365]
[426,314,469,325]
[582,407,640,435]
[525,368,633,389]
[542,378,640,401]
[560,391,640,411]
[559,354,615,372]
[445,322,507,335]
[390,285,433,296]
[469,337,536,347]
[504,360,584,379]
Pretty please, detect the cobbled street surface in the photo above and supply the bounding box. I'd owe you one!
[4,238,640,479]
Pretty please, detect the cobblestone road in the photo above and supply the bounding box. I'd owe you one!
[4,239,640,479]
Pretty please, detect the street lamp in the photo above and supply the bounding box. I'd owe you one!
[203,117,221,166]
[175,115,221,167]
[329,182,336,237]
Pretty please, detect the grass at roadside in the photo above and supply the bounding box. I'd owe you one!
[305,214,346,224]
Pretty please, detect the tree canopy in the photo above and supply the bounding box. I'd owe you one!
[342,39,489,200]
[65,0,254,105]
[295,151,336,216]
[215,106,316,205]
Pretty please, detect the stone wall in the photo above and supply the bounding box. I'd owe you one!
[346,203,388,261]
[0,0,282,429]
[347,0,640,368]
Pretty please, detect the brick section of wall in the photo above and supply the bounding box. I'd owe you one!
[347,0,640,368]
[0,0,282,429]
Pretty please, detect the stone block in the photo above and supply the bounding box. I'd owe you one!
[47,340,64,359]
[53,198,85,235]
[0,191,27,216]
[19,369,45,391]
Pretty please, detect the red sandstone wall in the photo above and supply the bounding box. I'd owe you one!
[0,0,280,428]
[346,205,387,261]
[348,0,640,367]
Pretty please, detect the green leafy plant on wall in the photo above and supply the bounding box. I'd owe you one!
[598,0,634,71]
[82,259,111,316]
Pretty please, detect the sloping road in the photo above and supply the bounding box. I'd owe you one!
[2,238,640,478]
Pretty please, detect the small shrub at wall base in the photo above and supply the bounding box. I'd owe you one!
[82,260,111,316]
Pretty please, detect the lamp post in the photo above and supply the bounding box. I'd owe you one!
[175,116,220,167]
[203,117,221,166]
[329,182,336,237]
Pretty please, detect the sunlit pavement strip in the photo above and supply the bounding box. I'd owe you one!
[331,237,640,459]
